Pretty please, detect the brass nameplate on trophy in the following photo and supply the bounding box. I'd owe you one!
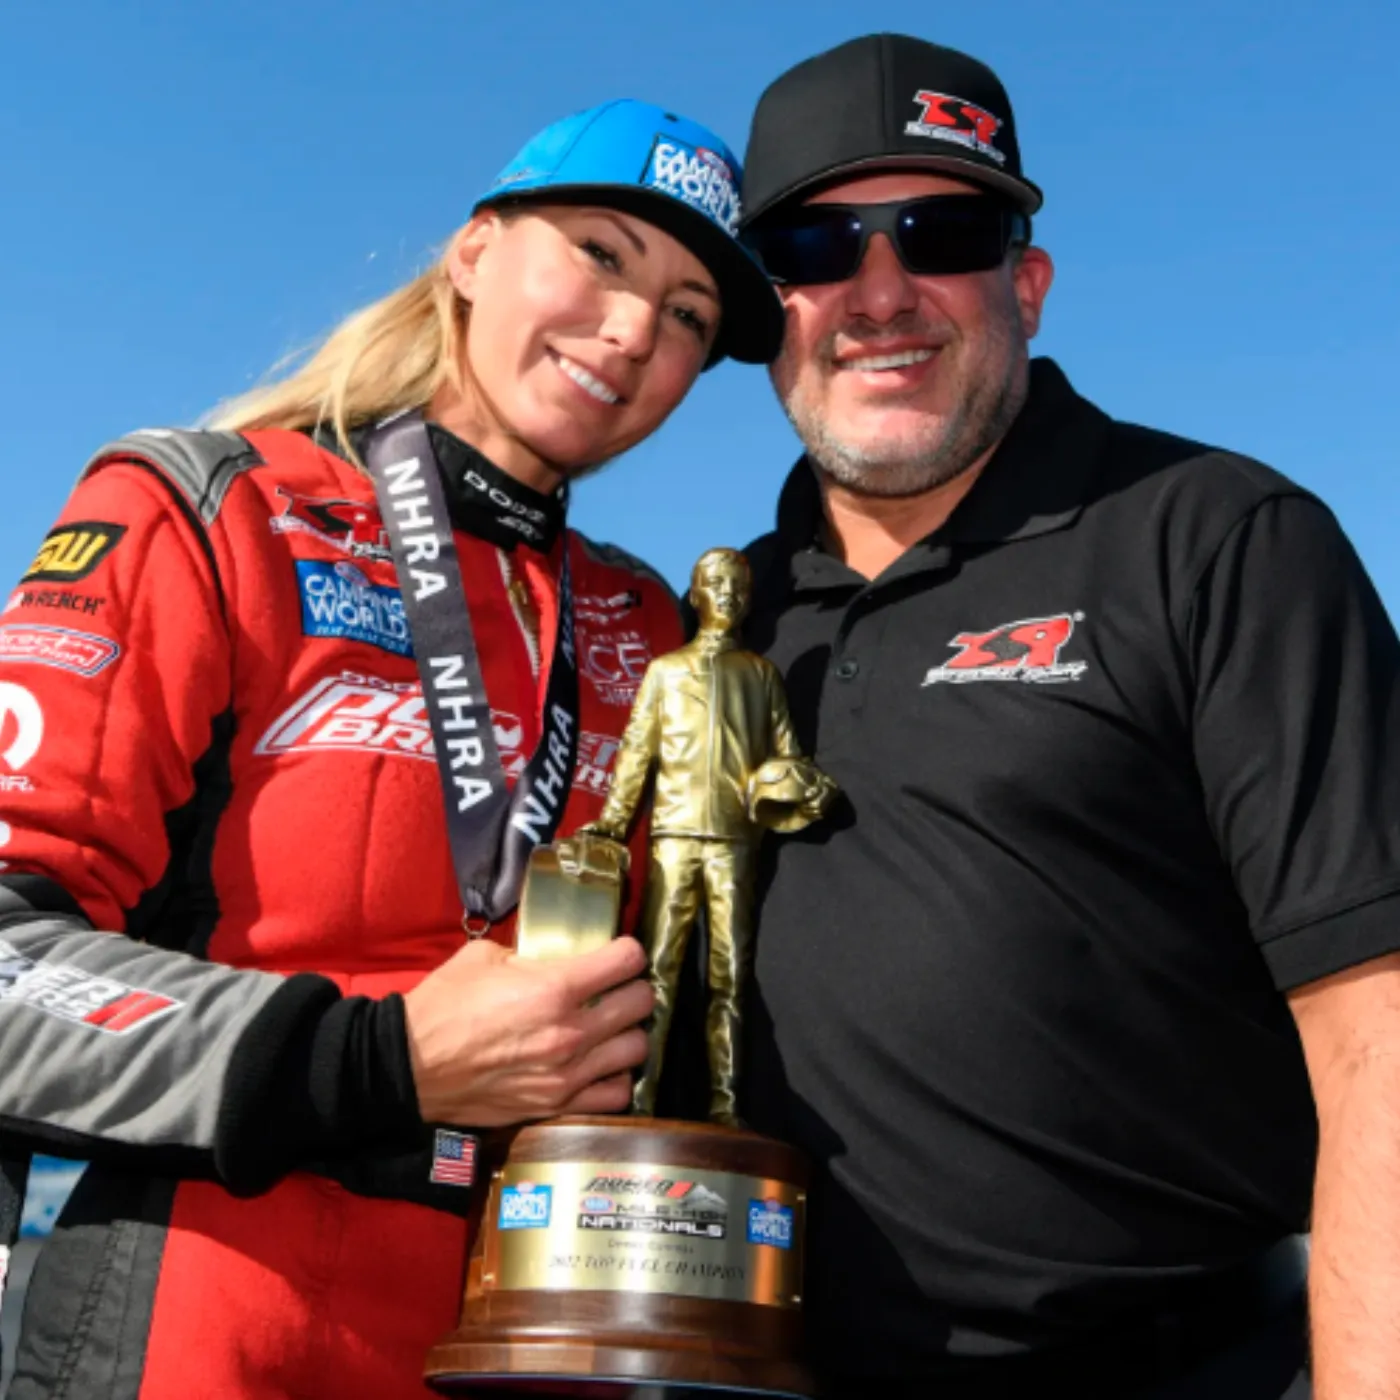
[485,1159,804,1307]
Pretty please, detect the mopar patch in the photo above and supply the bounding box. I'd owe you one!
[297,560,411,657]
[643,135,741,234]
[0,939,182,1034]
[21,522,127,584]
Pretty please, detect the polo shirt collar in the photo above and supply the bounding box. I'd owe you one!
[774,358,1110,590]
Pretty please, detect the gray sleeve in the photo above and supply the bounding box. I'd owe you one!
[0,911,285,1156]
[0,880,421,1195]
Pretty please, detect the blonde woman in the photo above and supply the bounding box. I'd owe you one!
[0,100,780,1399]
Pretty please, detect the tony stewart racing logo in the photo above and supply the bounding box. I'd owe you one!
[270,488,392,563]
[0,939,182,1034]
[577,1173,729,1239]
[922,613,1088,686]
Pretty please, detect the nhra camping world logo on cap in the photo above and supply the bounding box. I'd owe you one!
[922,614,1088,686]
[905,91,1007,166]
[21,522,127,585]
[643,136,742,235]
[0,939,182,1035]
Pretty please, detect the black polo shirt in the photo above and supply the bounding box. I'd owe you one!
[740,358,1400,1377]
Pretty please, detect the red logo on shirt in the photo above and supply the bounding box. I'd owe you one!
[922,614,1087,686]
[270,489,393,562]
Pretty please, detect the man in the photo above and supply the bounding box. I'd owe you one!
[735,33,1400,1399]
[581,548,834,1124]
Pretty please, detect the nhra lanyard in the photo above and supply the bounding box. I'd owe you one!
[364,411,580,929]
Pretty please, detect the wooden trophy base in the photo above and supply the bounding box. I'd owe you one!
[425,1116,812,1397]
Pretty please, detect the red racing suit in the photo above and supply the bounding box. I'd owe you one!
[0,425,682,1399]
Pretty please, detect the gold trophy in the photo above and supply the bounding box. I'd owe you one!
[426,549,837,1397]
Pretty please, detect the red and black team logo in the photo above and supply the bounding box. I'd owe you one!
[904,90,1007,165]
[922,613,1087,686]
[269,488,392,562]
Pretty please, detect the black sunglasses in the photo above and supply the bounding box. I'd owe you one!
[742,195,1030,286]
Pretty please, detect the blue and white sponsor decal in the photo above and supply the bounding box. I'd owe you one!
[499,1181,553,1230]
[297,560,411,657]
[644,135,741,235]
[746,1198,794,1250]
[21,1157,86,1239]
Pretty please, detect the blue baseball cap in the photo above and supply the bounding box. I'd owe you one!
[474,100,785,367]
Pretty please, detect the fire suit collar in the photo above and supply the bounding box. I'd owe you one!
[427,423,567,554]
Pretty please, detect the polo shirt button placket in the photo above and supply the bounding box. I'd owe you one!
[834,658,860,681]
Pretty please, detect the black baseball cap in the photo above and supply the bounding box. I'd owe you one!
[742,34,1042,228]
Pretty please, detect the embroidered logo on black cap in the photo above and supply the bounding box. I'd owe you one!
[905,91,1007,166]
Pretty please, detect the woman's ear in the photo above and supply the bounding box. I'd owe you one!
[445,213,503,304]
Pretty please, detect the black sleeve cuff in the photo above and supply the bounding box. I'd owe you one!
[215,976,423,1194]
[1259,886,1400,991]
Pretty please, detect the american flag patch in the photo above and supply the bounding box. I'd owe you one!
[430,1130,478,1188]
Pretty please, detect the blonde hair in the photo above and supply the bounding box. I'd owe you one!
[211,229,470,463]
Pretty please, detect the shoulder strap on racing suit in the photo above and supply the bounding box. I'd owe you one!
[81,428,264,525]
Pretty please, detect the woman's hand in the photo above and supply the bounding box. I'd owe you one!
[402,936,653,1126]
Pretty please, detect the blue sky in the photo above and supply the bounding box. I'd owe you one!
[2,0,1396,609]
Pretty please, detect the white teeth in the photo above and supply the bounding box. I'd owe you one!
[844,347,936,372]
[556,354,620,404]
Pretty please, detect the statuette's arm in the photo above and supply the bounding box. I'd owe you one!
[585,664,661,842]
[767,662,803,762]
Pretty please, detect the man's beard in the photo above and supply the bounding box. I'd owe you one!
[778,307,1028,500]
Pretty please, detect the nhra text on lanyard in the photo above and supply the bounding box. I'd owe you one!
[363,410,580,928]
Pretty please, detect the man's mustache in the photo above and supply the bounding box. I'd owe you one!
[814,314,957,366]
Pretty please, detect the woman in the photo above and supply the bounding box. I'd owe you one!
[0,99,781,1399]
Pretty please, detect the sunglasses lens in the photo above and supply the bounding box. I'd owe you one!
[896,199,1014,275]
[747,209,864,285]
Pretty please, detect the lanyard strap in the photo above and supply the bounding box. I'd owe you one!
[364,411,580,924]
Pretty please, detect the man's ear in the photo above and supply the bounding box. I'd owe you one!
[1011,245,1054,340]
[445,213,504,304]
